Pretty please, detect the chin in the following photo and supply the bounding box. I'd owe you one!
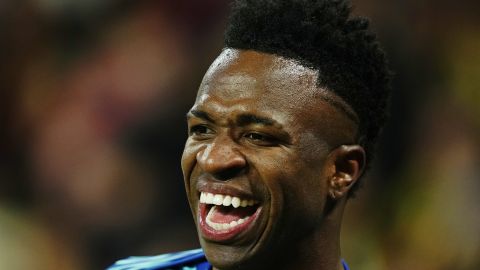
[201,243,263,270]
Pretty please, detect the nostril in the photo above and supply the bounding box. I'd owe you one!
[213,166,246,181]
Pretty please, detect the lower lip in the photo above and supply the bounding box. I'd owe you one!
[198,203,262,242]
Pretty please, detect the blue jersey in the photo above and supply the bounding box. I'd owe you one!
[107,248,350,270]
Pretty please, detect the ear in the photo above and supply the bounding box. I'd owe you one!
[326,145,366,200]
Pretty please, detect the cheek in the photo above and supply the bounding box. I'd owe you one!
[260,156,299,210]
[181,141,205,202]
[181,140,201,176]
[247,149,288,207]
[281,175,326,236]
[273,159,328,224]
[181,142,205,215]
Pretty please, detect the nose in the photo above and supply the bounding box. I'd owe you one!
[197,136,246,180]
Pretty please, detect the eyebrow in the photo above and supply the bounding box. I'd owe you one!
[236,114,275,127]
[187,110,215,123]
[187,110,277,127]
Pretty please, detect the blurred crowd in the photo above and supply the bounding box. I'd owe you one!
[0,0,478,270]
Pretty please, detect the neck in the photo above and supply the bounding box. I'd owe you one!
[278,199,345,270]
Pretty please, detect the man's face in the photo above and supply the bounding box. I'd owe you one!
[181,49,357,269]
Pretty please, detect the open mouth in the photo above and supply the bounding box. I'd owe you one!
[198,191,262,242]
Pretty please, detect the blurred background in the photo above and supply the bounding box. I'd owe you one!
[0,0,478,269]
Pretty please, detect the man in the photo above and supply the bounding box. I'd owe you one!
[108,0,391,269]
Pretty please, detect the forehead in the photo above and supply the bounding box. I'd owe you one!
[197,49,322,107]
[193,49,357,144]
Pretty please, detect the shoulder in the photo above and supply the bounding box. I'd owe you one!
[107,248,210,270]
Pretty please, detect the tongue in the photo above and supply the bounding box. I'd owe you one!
[209,205,257,224]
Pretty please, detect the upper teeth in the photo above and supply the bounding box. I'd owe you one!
[200,192,256,208]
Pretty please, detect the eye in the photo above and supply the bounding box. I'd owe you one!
[244,132,277,146]
[189,125,214,139]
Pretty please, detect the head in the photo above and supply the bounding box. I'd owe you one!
[181,0,391,269]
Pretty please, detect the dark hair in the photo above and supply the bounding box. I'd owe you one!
[224,0,392,196]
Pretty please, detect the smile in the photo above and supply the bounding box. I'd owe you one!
[198,191,262,242]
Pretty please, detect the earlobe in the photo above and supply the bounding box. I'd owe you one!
[327,145,366,200]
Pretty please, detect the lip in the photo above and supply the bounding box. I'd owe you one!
[198,202,263,243]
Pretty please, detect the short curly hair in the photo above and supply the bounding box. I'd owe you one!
[224,0,392,196]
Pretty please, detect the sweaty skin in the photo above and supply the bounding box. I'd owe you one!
[181,49,365,270]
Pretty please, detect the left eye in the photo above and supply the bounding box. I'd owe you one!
[244,132,277,146]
